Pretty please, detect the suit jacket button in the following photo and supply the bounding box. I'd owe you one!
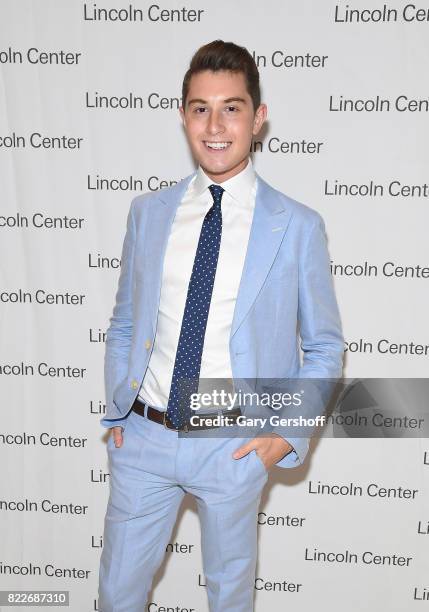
[145,339,151,350]
[131,380,139,389]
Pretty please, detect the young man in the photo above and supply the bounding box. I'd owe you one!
[98,40,344,612]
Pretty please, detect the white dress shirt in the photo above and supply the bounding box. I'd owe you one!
[137,157,257,410]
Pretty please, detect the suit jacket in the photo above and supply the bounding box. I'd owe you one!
[100,170,344,469]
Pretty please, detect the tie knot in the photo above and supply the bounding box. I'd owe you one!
[208,184,225,202]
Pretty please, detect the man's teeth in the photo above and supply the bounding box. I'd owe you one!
[205,142,231,149]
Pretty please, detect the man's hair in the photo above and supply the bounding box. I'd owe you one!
[181,40,261,113]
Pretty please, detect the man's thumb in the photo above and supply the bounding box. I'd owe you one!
[111,426,123,448]
[232,441,253,459]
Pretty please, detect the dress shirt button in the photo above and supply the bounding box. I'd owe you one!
[145,339,151,350]
[131,380,139,389]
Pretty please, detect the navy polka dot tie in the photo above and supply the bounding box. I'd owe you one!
[165,184,224,428]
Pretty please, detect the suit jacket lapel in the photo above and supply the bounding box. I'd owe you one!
[230,173,293,338]
[138,172,196,321]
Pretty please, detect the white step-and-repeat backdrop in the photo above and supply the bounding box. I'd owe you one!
[1,1,428,610]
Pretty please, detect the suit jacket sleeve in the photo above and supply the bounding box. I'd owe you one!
[273,212,344,468]
[100,197,138,431]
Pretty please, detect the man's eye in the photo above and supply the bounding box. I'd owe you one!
[194,107,207,113]
[226,106,238,112]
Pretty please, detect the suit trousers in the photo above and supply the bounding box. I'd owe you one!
[98,406,269,612]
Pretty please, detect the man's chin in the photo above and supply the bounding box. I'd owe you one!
[200,165,237,182]
[201,163,230,175]
[198,157,246,177]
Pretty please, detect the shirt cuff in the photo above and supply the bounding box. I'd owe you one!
[272,435,309,468]
[99,415,128,432]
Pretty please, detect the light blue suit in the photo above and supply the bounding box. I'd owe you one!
[98,170,344,611]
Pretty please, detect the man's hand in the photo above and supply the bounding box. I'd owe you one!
[232,432,294,471]
[110,426,124,448]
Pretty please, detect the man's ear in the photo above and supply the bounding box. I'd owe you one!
[179,106,186,126]
[252,103,267,136]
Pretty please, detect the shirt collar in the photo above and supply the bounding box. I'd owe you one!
[192,157,256,204]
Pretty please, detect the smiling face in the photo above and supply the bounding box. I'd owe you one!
[179,70,267,183]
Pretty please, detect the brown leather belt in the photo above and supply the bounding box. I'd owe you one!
[131,397,242,432]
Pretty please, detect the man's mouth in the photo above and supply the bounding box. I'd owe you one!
[203,141,232,150]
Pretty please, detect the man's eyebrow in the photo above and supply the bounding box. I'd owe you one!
[224,97,247,104]
[187,98,207,106]
[187,96,247,106]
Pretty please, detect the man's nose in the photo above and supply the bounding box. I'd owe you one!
[206,111,225,135]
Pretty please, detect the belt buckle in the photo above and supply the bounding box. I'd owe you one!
[162,411,189,433]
